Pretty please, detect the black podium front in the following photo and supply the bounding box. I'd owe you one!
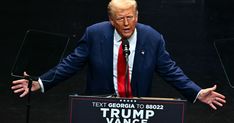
[69,95,186,123]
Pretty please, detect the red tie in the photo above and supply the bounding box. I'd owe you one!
[117,41,132,97]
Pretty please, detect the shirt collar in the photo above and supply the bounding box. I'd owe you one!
[114,29,137,42]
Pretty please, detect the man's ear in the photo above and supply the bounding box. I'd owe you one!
[136,15,138,22]
[109,16,114,26]
[135,11,139,22]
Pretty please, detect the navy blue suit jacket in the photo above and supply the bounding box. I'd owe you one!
[40,21,201,102]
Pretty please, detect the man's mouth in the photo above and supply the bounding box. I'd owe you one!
[123,28,130,33]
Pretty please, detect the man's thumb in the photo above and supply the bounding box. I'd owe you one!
[209,85,217,92]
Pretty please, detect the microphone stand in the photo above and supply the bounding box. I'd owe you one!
[24,75,36,123]
[125,54,130,97]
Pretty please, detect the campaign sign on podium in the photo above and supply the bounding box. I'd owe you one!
[69,95,186,123]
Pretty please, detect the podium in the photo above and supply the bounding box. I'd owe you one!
[69,95,186,123]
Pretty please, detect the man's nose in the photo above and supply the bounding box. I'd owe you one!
[123,17,129,26]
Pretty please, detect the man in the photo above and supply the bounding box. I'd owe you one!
[11,0,226,110]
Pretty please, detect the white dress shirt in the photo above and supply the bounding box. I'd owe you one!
[113,29,137,96]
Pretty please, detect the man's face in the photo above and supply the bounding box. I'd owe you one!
[109,6,138,39]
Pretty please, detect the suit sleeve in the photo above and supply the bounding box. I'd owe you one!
[155,35,201,102]
[39,29,90,91]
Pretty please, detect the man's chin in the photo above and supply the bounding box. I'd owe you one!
[122,33,133,39]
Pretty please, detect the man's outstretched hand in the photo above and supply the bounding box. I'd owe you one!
[198,85,226,110]
[11,72,40,97]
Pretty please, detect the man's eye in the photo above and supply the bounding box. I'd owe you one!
[127,16,134,19]
[116,17,124,21]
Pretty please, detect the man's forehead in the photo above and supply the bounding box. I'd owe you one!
[110,0,135,8]
[111,7,137,18]
[112,4,135,12]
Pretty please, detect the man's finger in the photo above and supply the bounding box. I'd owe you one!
[20,89,29,98]
[215,97,226,104]
[14,88,25,93]
[24,71,29,76]
[12,79,28,84]
[213,100,223,107]
[213,92,225,99]
[11,84,23,90]
[209,103,217,110]
[207,85,217,92]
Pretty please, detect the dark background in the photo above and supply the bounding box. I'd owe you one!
[1,0,234,123]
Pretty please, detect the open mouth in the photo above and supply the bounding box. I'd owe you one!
[123,28,131,33]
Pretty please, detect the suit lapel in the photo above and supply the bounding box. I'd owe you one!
[131,25,146,96]
[100,25,114,88]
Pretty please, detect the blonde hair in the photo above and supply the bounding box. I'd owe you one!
[107,0,138,17]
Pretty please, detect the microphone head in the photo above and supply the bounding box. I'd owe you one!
[122,39,130,56]
[122,39,129,48]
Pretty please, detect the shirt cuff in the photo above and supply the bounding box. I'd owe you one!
[38,78,45,93]
[193,90,202,103]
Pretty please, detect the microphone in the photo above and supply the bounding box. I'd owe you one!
[122,39,130,97]
[122,39,130,62]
